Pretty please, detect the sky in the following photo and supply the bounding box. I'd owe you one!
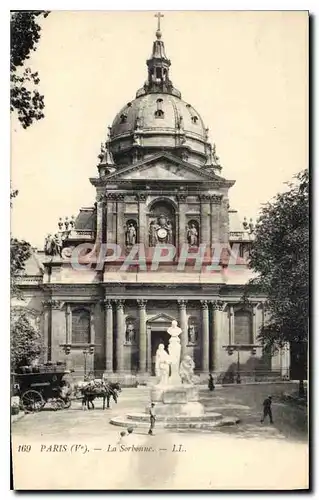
[11,10,308,248]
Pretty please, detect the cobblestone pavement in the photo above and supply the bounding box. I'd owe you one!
[11,383,308,490]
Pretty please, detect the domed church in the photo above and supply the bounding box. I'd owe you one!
[16,15,290,383]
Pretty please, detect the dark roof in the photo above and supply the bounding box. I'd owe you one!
[74,208,96,232]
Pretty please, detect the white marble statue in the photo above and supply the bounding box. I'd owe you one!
[167,320,182,385]
[180,355,195,384]
[155,343,171,386]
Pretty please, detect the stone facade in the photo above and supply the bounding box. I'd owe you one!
[15,19,289,383]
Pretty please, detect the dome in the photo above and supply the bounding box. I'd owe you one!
[110,93,208,167]
[105,21,220,170]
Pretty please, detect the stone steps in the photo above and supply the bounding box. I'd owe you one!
[125,412,223,423]
[110,415,240,430]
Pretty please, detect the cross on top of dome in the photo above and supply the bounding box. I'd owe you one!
[155,11,164,39]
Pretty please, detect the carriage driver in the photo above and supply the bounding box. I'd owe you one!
[60,370,73,401]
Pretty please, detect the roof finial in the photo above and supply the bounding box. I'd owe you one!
[155,11,164,39]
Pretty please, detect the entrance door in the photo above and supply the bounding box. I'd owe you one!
[151,331,170,376]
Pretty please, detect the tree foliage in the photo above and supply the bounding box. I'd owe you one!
[10,11,49,129]
[246,170,309,354]
[11,310,44,369]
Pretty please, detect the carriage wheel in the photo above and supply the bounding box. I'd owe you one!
[21,390,45,412]
[52,398,65,411]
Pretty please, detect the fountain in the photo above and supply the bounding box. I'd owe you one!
[110,320,239,431]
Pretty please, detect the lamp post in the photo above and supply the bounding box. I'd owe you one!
[236,348,241,384]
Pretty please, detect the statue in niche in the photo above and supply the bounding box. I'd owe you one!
[125,221,137,246]
[125,321,136,344]
[188,322,197,344]
[187,222,199,247]
[149,220,159,246]
[149,214,174,246]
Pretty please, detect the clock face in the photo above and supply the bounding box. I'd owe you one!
[157,228,167,239]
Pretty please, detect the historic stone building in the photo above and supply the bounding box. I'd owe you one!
[14,19,290,383]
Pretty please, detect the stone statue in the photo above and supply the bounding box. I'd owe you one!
[242,217,249,231]
[167,320,182,385]
[179,356,195,385]
[149,220,159,247]
[149,215,174,245]
[125,222,137,246]
[125,322,135,344]
[54,233,63,257]
[155,344,171,386]
[44,234,58,256]
[211,143,221,167]
[167,220,173,244]
[187,223,198,246]
[249,218,254,234]
[58,218,63,231]
[188,323,197,344]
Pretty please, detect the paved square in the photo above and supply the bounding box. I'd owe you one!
[12,383,308,490]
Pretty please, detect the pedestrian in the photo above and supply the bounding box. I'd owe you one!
[208,373,215,391]
[117,430,127,445]
[148,402,156,435]
[260,395,274,424]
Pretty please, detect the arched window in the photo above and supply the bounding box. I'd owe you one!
[72,308,90,344]
[155,98,164,118]
[191,116,198,124]
[120,113,127,123]
[234,309,252,345]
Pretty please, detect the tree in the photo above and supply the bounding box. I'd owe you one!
[246,170,309,396]
[11,310,44,370]
[11,11,49,129]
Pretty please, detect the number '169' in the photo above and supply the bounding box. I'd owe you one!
[17,445,31,452]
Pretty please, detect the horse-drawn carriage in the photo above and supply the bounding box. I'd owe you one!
[75,376,121,410]
[12,364,72,412]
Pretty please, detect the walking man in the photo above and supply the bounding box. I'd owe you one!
[148,403,156,435]
[261,395,274,424]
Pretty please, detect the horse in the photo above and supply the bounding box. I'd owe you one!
[79,381,121,410]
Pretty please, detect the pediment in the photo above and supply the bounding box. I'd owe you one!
[147,312,177,324]
[104,152,221,183]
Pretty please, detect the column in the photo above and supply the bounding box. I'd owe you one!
[106,193,116,243]
[229,305,235,344]
[177,194,186,251]
[211,195,222,244]
[137,194,147,246]
[137,299,147,374]
[200,300,209,373]
[115,300,125,373]
[116,194,125,247]
[65,304,71,345]
[90,305,95,345]
[105,300,113,373]
[95,193,105,245]
[252,304,258,344]
[211,300,224,373]
[178,299,188,359]
[200,195,211,245]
